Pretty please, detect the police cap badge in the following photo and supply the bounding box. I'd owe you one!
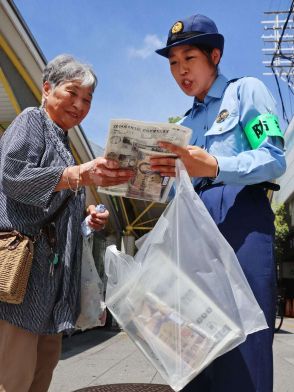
[171,21,184,34]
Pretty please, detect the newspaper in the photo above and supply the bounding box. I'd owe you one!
[98,119,192,203]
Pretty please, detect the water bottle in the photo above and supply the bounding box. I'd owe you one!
[81,204,106,237]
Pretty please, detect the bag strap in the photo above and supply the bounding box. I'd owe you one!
[0,230,24,240]
[0,230,31,251]
[1,195,72,244]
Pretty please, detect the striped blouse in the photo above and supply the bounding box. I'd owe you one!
[0,107,85,334]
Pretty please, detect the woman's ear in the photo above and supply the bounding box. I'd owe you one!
[211,48,221,66]
[42,81,52,98]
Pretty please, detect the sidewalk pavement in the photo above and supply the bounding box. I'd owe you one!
[273,317,294,392]
[49,318,294,392]
[49,328,165,392]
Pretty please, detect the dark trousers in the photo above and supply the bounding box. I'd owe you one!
[182,184,276,392]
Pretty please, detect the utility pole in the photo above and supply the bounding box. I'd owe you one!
[261,8,294,88]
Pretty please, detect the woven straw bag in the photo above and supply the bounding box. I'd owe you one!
[0,231,34,304]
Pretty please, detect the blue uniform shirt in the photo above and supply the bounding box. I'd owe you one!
[180,74,286,185]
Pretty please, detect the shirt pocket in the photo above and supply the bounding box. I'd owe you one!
[204,115,244,156]
[205,114,239,137]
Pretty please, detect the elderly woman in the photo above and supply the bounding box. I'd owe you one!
[0,54,133,392]
[151,14,286,392]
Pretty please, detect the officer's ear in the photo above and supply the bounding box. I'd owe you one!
[211,48,221,66]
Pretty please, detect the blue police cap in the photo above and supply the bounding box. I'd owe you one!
[156,14,224,58]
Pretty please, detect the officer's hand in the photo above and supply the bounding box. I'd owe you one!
[150,142,218,178]
[86,204,109,231]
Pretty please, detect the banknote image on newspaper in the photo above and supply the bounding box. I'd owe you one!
[98,119,192,202]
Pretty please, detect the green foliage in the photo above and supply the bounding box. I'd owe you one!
[273,203,289,261]
[168,116,182,123]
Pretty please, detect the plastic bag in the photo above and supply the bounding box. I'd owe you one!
[76,237,106,331]
[105,160,268,391]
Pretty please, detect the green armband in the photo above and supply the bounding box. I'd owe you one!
[244,113,284,149]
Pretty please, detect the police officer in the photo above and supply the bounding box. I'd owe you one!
[150,14,286,392]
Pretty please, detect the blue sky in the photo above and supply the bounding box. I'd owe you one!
[14,0,294,147]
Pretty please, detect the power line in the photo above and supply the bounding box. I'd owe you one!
[262,1,294,124]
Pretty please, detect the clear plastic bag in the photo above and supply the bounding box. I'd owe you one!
[76,237,106,331]
[105,161,268,391]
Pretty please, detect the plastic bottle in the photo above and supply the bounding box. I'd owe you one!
[81,204,106,237]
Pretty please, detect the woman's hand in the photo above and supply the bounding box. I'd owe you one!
[55,158,134,192]
[150,142,218,178]
[86,204,109,231]
[80,157,134,187]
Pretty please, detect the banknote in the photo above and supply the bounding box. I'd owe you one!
[98,119,192,202]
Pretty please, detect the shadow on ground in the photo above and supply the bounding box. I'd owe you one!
[61,327,119,360]
[275,329,293,335]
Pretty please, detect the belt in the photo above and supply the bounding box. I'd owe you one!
[194,179,280,193]
[252,181,280,191]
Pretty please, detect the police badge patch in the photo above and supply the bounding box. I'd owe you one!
[171,21,184,34]
[216,109,229,123]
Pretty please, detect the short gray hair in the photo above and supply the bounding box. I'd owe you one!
[43,54,97,91]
